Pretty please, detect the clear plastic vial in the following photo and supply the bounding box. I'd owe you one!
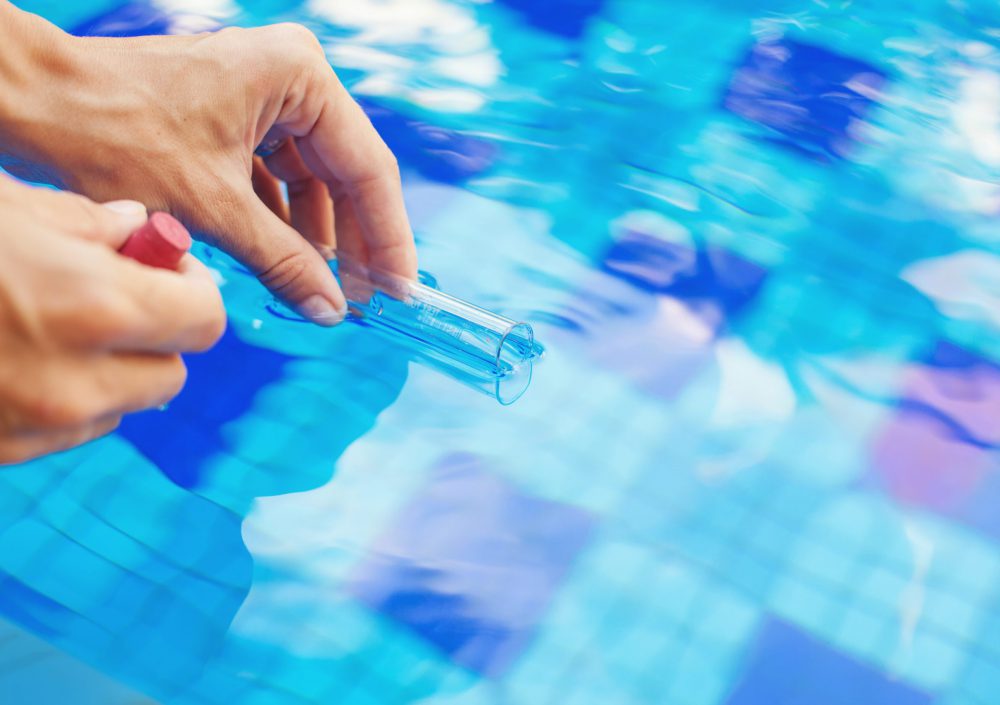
[269,249,543,405]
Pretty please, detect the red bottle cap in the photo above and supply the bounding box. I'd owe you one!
[119,212,192,270]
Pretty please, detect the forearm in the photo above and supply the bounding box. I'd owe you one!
[0,3,83,177]
[0,4,211,193]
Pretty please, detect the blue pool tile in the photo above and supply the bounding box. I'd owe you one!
[359,100,497,185]
[0,575,73,640]
[71,1,219,37]
[724,38,888,159]
[769,494,996,691]
[118,328,292,489]
[726,619,934,705]
[953,652,1000,705]
[497,0,605,38]
[616,455,825,604]
[0,460,253,697]
[506,543,760,705]
[869,341,1000,539]
[601,231,767,317]
[555,229,767,400]
[348,454,596,677]
[0,619,157,705]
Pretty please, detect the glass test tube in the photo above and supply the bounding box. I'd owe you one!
[329,249,541,376]
[198,242,544,405]
[266,248,543,403]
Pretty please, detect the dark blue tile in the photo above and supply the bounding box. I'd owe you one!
[601,230,768,317]
[927,340,1000,374]
[548,231,767,400]
[118,328,293,489]
[497,0,605,38]
[727,619,934,705]
[358,99,497,184]
[724,39,888,159]
[70,1,218,37]
[349,454,596,677]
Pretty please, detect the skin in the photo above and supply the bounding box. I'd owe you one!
[0,4,417,461]
[0,177,225,464]
[0,5,418,320]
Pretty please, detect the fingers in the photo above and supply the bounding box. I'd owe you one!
[292,118,378,265]
[204,189,346,325]
[262,140,336,250]
[326,103,416,277]
[17,353,185,434]
[90,352,187,418]
[329,188,367,265]
[287,71,417,279]
[102,251,228,352]
[252,157,289,222]
[27,183,150,249]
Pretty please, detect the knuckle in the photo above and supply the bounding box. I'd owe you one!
[350,147,400,192]
[79,286,138,345]
[381,148,401,176]
[257,249,311,298]
[215,26,243,41]
[25,392,95,429]
[4,363,104,433]
[261,23,324,68]
[273,23,322,51]
[61,193,108,241]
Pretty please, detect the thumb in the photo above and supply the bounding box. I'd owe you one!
[55,191,149,249]
[20,181,149,249]
[100,200,151,246]
[204,191,347,325]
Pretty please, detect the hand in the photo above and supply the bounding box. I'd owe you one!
[0,177,225,464]
[1,17,417,325]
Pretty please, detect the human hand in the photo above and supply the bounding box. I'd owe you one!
[0,176,225,464]
[1,17,417,325]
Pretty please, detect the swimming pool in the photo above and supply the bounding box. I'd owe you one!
[2,0,1000,703]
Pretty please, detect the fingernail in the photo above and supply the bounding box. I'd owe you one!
[300,295,346,325]
[103,200,148,217]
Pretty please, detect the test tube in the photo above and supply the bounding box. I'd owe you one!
[264,248,543,403]
[328,249,541,378]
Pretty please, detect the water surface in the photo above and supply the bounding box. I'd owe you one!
[2,1,1000,703]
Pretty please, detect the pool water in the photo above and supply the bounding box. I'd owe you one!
[2,0,1000,703]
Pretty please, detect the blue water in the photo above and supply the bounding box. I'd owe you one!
[2,1,1000,703]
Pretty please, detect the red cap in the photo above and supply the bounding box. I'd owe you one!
[119,212,192,270]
